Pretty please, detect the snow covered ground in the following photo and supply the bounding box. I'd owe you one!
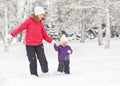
[0,39,120,86]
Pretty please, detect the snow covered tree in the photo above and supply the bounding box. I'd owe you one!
[0,0,120,50]
[104,0,111,49]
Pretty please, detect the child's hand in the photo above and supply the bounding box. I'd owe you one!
[55,40,60,46]
[52,40,60,46]
[67,50,71,54]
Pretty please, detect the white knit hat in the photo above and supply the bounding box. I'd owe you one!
[34,6,45,15]
[60,35,68,43]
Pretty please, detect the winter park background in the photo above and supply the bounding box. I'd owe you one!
[0,0,120,86]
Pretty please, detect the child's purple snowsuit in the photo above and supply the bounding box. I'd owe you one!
[54,44,73,61]
[54,44,73,74]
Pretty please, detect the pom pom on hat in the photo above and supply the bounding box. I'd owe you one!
[34,6,45,15]
[60,35,68,43]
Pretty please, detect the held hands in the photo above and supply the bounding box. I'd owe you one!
[51,40,60,46]
[51,40,56,44]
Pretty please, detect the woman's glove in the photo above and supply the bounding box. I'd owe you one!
[4,34,12,45]
[6,34,12,39]
[51,40,56,44]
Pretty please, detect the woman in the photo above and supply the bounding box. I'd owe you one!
[6,6,53,77]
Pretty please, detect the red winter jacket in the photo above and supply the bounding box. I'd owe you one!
[10,17,52,46]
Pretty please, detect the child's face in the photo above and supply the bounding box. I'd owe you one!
[61,42,67,47]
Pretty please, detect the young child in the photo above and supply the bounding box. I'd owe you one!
[54,35,73,74]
